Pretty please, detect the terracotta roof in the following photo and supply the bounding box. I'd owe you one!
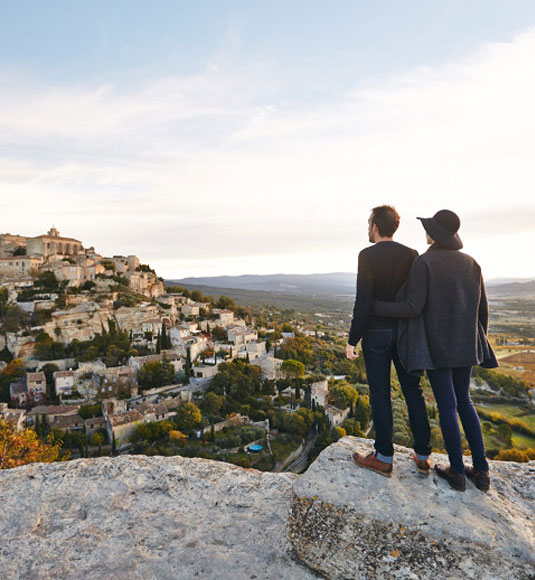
[30,234,82,244]
[108,409,144,427]
[53,370,74,378]
[228,327,256,335]
[53,415,84,429]
[0,408,26,420]
[325,405,347,415]
[135,402,168,416]
[27,405,80,416]
[27,372,46,382]
[9,382,27,396]
[84,417,107,427]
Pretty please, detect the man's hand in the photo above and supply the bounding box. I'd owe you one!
[346,343,359,360]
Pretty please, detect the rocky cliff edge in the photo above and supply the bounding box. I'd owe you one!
[0,437,533,580]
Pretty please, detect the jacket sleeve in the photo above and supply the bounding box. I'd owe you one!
[347,251,374,346]
[372,257,428,318]
[478,274,489,333]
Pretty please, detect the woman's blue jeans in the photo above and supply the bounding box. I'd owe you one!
[362,327,431,461]
[427,367,489,474]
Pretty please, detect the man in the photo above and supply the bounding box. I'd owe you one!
[346,205,431,477]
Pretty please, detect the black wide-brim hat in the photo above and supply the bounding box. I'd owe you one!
[417,209,463,250]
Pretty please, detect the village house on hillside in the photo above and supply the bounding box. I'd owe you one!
[310,380,329,408]
[0,402,26,431]
[107,409,144,446]
[26,405,81,427]
[251,354,284,380]
[53,370,75,397]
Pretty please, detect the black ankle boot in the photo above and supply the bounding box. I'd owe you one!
[465,466,490,492]
[434,463,466,491]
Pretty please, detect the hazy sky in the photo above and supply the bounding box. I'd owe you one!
[1,1,535,279]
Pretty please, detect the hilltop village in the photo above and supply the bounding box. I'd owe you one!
[0,228,373,470]
[1,228,534,470]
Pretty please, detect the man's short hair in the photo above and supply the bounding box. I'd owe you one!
[371,205,400,237]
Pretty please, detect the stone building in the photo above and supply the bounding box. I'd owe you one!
[52,414,85,432]
[324,405,350,427]
[106,409,144,446]
[126,271,165,298]
[26,372,47,404]
[41,259,104,287]
[110,255,140,274]
[0,256,43,277]
[192,364,219,379]
[0,233,29,258]
[26,405,81,426]
[53,370,75,397]
[26,228,83,259]
[0,402,26,430]
[84,416,108,437]
[310,380,329,408]
[134,402,172,423]
[227,326,258,346]
[251,354,284,380]
[9,381,29,408]
[213,309,235,327]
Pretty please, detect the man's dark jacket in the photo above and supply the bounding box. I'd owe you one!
[348,241,418,347]
[373,244,498,373]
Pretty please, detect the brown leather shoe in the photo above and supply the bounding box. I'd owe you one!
[413,454,431,475]
[353,451,393,477]
[434,463,466,491]
[465,466,490,492]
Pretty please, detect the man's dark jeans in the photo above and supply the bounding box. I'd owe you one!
[362,326,431,460]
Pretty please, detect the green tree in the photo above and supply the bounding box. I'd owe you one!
[280,359,305,380]
[2,305,30,333]
[353,395,371,430]
[0,346,13,364]
[201,392,224,417]
[191,290,203,302]
[41,363,60,386]
[175,402,202,431]
[216,295,237,311]
[90,432,105,456]
[328,383,358,409]
[161,322,170,349]
[185,347,192,385]
[211,326,227,342]
[137,356,175,391]
[282,413,307,437]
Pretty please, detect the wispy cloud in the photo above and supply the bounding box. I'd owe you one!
[1,30,535,278]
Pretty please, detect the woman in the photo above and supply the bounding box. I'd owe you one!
[372,209,497,492]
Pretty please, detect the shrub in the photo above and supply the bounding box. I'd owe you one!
[494,448,530,462]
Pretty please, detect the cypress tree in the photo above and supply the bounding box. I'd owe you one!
[41,414,48,436]
[161,322,168,349]
[185,347,191,384]
[112,433,117,455]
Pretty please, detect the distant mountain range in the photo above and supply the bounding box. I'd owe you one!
[167,272,357,296]
[168,273,535,299]
[487,280,535,298]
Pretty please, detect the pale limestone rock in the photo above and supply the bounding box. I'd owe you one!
[0,455,316,580]
[0,438,533,580]
[289,437,535,580]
